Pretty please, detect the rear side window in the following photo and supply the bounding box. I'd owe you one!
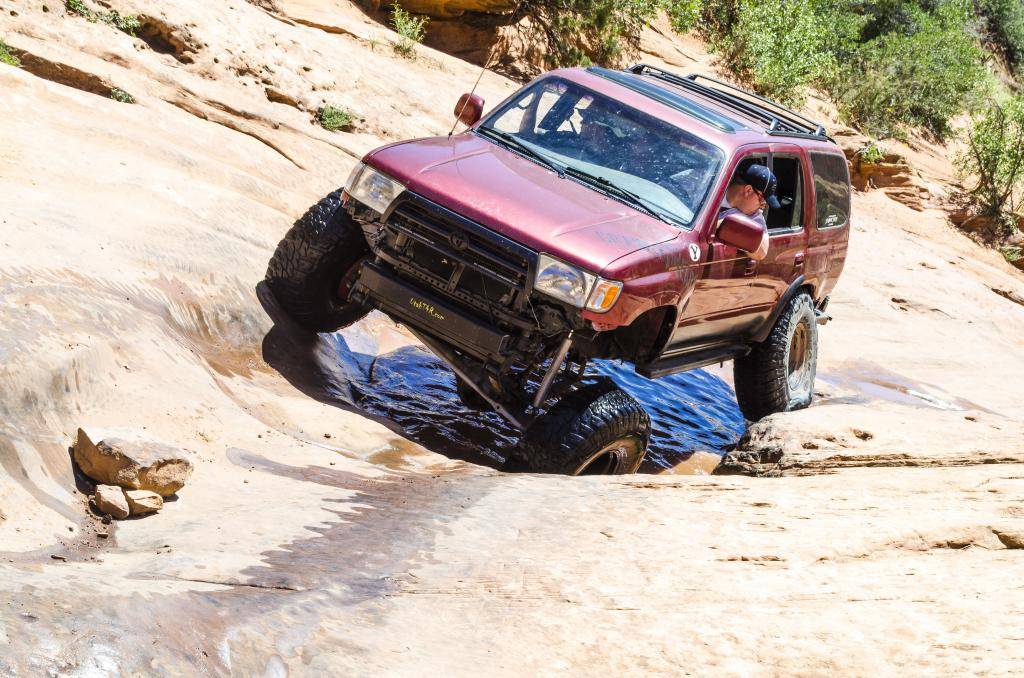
[810,152,851,229]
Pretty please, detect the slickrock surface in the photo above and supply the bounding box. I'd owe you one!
[1,1,1022,673]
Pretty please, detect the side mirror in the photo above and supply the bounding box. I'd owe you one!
[717,212,768,260]
[454,93,484,127]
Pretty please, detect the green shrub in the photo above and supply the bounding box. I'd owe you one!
[980,0,1024,73]
[1003,245,1023,263]
[102,11,141,36]
[521,0,662,68]
[955,95,1024,237]
[110,87,135,103]
[666,0,703,32]
[858,143,886,165]
[712,0,851,104]
[832,0,986,139]
[391,5,428,58]
[317,105,354,131]
[0,38,19,67]
[66,0,92,18]
[66,0,140,36]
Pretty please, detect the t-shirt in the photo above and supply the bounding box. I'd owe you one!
[719,204,767,229]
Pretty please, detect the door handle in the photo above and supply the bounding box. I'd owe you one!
[744,259,758,276]
[794,252,805,271]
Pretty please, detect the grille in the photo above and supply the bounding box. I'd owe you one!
[378,196,536,327]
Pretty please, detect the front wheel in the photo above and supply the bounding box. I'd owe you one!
[733,292,818,420]
[519,381,651,475]
[265,190,370,332]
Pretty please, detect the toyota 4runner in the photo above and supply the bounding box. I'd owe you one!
[266,64,851,475]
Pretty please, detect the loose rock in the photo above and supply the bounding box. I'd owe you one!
[93,484,130,520]
[125,490,163,516]
[74,428,193,497]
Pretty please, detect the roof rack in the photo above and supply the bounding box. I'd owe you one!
[626,64,834,142]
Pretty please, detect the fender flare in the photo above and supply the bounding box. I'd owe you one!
[750,275,808,344]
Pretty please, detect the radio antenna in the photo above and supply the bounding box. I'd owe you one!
[448,49,493,137]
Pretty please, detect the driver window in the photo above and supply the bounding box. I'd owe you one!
[767,155,804,231]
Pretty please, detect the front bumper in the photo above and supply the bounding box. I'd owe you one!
[356,262,511,359]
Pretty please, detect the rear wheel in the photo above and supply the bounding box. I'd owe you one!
[733,292,818,420]
[519,381,650,475]
[265,190,370,332]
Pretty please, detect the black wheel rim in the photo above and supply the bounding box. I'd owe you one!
[573,435,643,476]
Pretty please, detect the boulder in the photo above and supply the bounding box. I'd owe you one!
[93,484,129,520]
[125,490,163,516]
[74,428,193,497]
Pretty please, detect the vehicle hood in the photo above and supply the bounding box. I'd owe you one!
[364,134,679,274]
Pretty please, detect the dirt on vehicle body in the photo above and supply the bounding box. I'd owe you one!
[266,64,852,474]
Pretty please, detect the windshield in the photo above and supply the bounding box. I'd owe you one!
[479,77,723,228]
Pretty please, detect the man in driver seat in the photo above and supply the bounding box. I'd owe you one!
[720,163,780,260]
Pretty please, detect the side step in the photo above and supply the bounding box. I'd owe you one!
[636,343,749,379]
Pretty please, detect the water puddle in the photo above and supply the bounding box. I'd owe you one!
[316,329,745,474]
[817,360,996,413]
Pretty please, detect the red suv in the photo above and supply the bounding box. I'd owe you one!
[266,64,851,475]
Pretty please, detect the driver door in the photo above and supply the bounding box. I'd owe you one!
[668,148,774,348]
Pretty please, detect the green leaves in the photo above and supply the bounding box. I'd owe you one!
[317,105,354,132]
[714,0,844,105]
[391,5,428,59]
[698,0,988,139]
[0,38,19,67]
[110,87,135,104]
[833,0,986,139]
[955,95,1024,236]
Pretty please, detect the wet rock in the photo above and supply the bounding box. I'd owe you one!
[74,428,193,497]
[125,490,163,516]
[715,420,788,476]
[93,484,129,520]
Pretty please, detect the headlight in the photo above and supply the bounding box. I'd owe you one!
[346,162,404,214]
[534,253,622,313]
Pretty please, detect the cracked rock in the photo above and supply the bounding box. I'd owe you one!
[74,428,193,497]
[93,484,129,520]
[125,490,163,516]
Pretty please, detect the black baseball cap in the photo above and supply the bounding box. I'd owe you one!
[737,163,782,209]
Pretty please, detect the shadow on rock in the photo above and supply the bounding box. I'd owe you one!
[257,282,746,473]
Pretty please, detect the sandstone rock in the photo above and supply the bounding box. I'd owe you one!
[74,428,193,497]
[93,484,129,520]
[125,490,163,516]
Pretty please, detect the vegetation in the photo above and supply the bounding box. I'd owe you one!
[524,0,663,68]
[519,0,1004,140]
[955,95,1024,237]
[831,0,987,139]
[704,0,842,105]
[979,0,1024,75]
[858,143,887,165]
[390,5,427,59]
[66,0,141,36]
[316,105,354,132]
[0,38,19,67]
[1003,245,1023,264]
[110,87,135,104]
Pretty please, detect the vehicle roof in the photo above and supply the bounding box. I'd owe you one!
[549,66,843,156]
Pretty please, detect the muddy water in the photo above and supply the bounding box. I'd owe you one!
[817,360,997,413]
[316,330,745,474]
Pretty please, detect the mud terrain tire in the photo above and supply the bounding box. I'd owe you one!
[733,292,818,420]
[265,190,369,332]
[520,381,651,475]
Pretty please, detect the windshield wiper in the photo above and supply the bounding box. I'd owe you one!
[478,128,565,177]
[562,166,675,226]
